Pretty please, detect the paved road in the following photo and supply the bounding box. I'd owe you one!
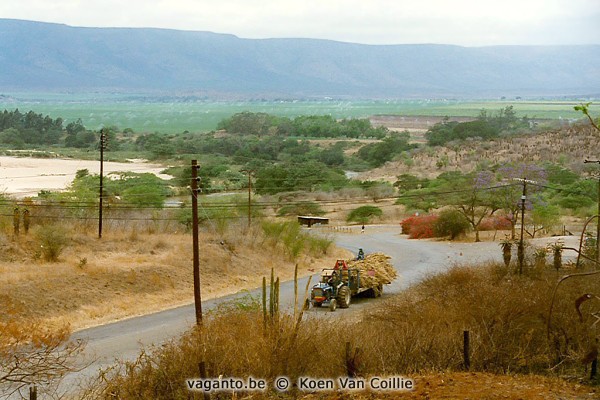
[60,226,502,394]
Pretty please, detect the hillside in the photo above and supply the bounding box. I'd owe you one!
[359,123,599,181]
[1,19,599,97]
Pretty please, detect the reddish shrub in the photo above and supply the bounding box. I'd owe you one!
[479,216,513,231]
[401,215,439,239]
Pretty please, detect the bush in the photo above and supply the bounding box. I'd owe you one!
[86,263,600,398]
[400,214,439,239]
[346,205,383,224]
[261,221,332,260]
[433,210,470,239]
[35,225,69,262]
[277,202,325,217]
[479,216,513,231]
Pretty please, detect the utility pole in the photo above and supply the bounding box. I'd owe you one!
[191,160,203,325]
[241,169,255,227]
[584,159,600,264]
[98,129,106,239]
[518,178,527,275]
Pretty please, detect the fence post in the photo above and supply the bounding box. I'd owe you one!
[463,330,470,370]
[198,362,210,400]
[29,386,37,400]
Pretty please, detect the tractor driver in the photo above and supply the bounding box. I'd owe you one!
[328,270,338,285]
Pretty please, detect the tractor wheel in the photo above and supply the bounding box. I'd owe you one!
[304,299,311,310]
[329,299,337,312]
[337,286,351,308]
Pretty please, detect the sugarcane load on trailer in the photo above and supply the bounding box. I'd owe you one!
[308,252,397,311]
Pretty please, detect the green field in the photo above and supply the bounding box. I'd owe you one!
[0,92,596,134]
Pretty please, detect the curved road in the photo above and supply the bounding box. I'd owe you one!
[61,226,502,393]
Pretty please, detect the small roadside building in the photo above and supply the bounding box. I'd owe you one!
[297,216,329,227]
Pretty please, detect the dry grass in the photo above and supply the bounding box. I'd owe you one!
[0,221,345,332]
[83,262,600,399]
[359,124,599,182]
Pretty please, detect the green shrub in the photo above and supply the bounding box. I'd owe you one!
[261,221,331,260]
[36,225,69,262]
[277,202,325,217]
[346,205,383,224]
[433,210,471,240]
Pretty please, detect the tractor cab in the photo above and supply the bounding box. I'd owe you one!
[309,259,361,311]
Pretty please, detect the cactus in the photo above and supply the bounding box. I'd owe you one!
[549,240,564,271]
[262,268,281,327]
[500,238,513,267]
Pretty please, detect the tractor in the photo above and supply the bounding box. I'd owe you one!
[309,259,365,311]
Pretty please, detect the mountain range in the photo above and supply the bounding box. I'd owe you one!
[1,19,599,98]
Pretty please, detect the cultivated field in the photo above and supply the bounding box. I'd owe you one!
[1,93,595,133]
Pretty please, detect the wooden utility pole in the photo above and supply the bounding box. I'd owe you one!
[191,160,203,325]
[241,169,254,227]
[518,178,527,275]
[98,129,106,239]
[584,159,600,264]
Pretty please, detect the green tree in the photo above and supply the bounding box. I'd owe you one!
[65,120,95,148]
[111,172,170,208]
[528,203,560,238]
[0,128,25,148]
[434,209,471,240]
[394,174,430,192]
[440,171,499,242]
[346,205,383,224]
[357,132,414,167]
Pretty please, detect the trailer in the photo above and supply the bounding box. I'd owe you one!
[309,255,396,311]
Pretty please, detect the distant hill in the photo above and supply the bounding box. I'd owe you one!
[1,19,599,98]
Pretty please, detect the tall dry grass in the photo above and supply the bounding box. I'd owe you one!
[82,262,600,398]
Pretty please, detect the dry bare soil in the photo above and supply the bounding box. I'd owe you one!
[299,372,598,399]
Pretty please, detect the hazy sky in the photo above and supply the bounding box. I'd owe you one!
[2,0,599,46]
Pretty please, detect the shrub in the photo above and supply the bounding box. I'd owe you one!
[35,225,69,262]
[479,215,513,231]
[433,210,470,239]
[400,214,439,239]
[261,221,331,260]
[86,263,600,398]
[346,205,383,224]
[277,202,325,217]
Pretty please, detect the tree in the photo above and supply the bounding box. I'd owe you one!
[424,117,458,146]
[111,172,170,208]
[346,205,383,224]
[574,102,600,132]
[494,163,547,239]
[394,174,430,192]
[441,171,499,242]
[527,203,560,238]
[100,127,120,151]
[318,144,345,166]
[357,133,414,167]
[217,112,274,136]
[365,182,396,202]
[254,161,347,195]
[0,127,25,148]
[434,209,471,240]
